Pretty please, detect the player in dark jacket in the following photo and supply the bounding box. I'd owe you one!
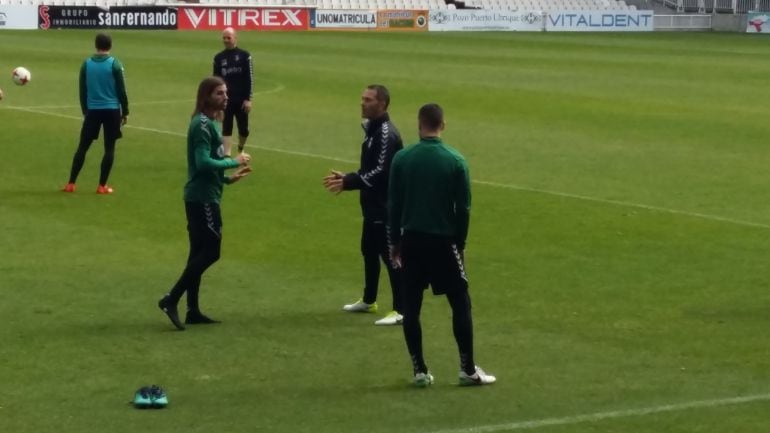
[213,27,253,156]
[323,85,404,326]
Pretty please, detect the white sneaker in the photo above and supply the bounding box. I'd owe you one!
[374,311,403,326]
[414,372,434,388]
[459,366,496,386]
[342,298,378,313]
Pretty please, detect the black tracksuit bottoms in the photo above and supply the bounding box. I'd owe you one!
[400,231,475,376]
[361,219,403,312]
[167,202,222,313]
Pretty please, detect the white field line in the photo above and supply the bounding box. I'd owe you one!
[19,99,193,109]
[16,81,285,110]
[473,180,770,230]
[4,104,769,231]
[4,105,359,165]
[424,392,770,433]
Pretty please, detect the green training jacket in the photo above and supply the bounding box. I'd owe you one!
[388,137,471,249]
[184,113,240,204]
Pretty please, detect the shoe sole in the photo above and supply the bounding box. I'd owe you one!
[459,378,496,386]
[343,308,378,313]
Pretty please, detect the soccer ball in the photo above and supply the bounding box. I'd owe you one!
[12,67,31,86]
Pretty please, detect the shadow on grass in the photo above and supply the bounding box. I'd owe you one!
[16,306,396,339]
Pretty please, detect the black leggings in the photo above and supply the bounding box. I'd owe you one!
[69,109,121,185]
[402,286,474,375]
[167,202,222,312]
[399,232,474,375]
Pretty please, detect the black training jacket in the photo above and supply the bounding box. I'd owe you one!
[213,47,253,102]
[343,113,403,222]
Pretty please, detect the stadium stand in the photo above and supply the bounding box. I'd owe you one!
[0,0,642,10]
[10,0,763,12]
[465,0,637,10]
[655,0,770,12]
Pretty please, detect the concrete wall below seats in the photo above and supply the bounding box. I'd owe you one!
[712,13,746,31]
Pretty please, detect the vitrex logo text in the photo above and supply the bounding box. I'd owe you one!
[179,7,308,30]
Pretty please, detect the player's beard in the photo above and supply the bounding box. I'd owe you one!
[211,99,226,121]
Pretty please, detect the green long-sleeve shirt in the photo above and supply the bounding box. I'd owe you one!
[79,54,129,115]
[388,137,471,249]
[183,113,240,204]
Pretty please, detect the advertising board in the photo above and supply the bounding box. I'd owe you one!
[39,5,106,29]
[0,5,37,30]
[95,7,177,29]
[429,9,543,31]
[177,7,309,31]
[546,10,653,31]
[311,9,376,30]
[747,11,769,33]
[377,9,427,31]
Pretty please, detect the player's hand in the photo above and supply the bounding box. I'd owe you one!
[321,170,344,182]
[230,166,252,183]
[389,244,402,269]
[242,100,252,114]
[235,152,251,166]
[121,115,128,125]
[322,170,345,194]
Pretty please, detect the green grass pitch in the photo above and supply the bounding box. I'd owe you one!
[2,29,770,433]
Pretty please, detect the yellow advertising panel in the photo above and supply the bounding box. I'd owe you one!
[376,9,427,32]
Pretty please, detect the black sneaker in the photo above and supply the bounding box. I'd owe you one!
[158,296,185,330]
[185,311,221,325]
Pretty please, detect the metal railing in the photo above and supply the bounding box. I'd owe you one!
[657,0,770,12]
[655,13,711,27]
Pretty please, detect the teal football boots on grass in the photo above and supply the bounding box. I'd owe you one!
[149,385,168,408]
[133,385,168,409]
[132,387,153,408]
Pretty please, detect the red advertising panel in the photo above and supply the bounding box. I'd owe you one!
[178,7,308,31]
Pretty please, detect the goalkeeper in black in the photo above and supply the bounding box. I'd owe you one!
[388,103,496,387]
[213,27,253,156]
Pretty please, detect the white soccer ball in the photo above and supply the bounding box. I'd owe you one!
[12,67,31,86]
